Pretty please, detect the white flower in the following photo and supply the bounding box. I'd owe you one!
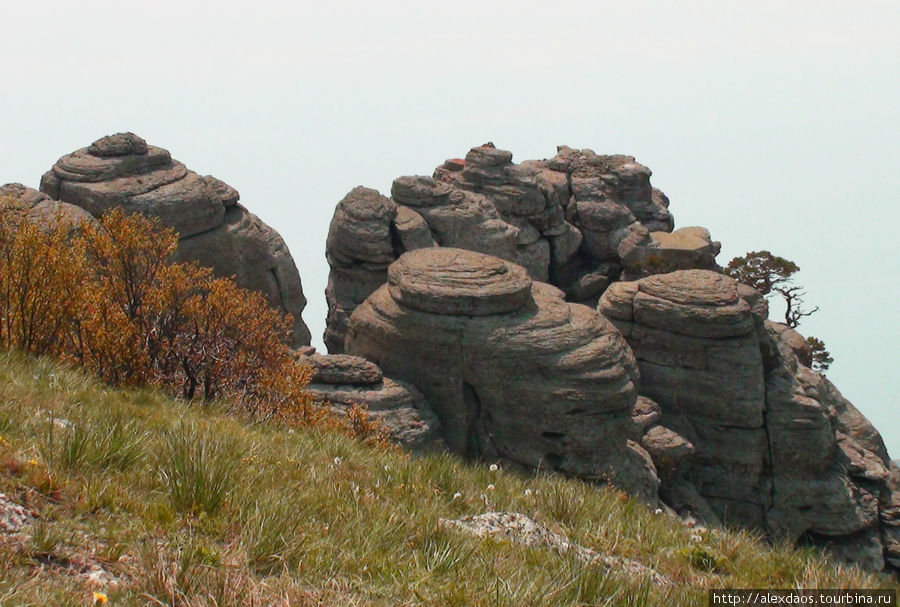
[654,508,663,515]
[452,492,463,500]
[486,484,495,491]
[489,463,499,472]
[333,456,342,465]
[690,533,703,543]
[524,489,532,496]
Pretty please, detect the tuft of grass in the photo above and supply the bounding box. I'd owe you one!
[41,415,147,472]
[158,422,240,516]
[238,497,307,574]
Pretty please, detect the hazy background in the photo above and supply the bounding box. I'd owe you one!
[2,1,898,452]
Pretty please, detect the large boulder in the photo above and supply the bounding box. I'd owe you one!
[324,143,718,353]
[40,133,311,345]
[345,247,662,501]
[599,269,897,571]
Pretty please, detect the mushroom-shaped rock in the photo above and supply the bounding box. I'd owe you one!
[346,247,659,501]
[40,133,310,345]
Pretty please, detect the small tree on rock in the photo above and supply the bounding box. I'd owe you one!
[805,336,833,374]
[726,250,831,374]
[725,250,818,328]
[725,250,799,297]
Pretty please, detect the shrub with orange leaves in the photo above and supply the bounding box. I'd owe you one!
[0,202,386,441]
[0,199,86,356]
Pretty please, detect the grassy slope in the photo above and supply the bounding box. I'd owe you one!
[0,352,893,606]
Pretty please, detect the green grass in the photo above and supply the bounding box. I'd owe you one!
[0,350,893,606]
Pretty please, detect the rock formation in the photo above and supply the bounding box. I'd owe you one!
[345,247,696,501]
[296,348,443,449]
[40,133,311,345]
[325,143,719,353]
[14,135,895,573]
[599,269,899,571]
[323,142,900,571]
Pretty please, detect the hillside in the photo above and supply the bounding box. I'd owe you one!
[0,352,892,606]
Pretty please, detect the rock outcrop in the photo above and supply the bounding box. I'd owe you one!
[599,269,898,571]
[345,247,680,501]
[320,142,898,573]
[41,133,311,345]
[296,348,443,449]
[325,143,719,353]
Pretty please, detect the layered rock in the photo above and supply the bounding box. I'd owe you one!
[41,133,311,345]
[325,143,719,353]
[296,349,442,449]
[599,269,897,571]
[345,247,662,500]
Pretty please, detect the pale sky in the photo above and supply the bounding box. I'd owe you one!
[2,1,898,453]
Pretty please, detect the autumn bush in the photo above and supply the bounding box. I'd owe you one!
[0,198,385,441]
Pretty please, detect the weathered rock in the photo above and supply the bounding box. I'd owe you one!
[325,143,717,352]
[41,133,310,345]
[296,352,383,385]
[0,183,94,229]
[296,347,441,449]
[87,132,149,157]
[620,226,721,280]
[303,368,441,449]
[631,396,663,432]
[387,248,533,316]
[642,425,695,471]
[599,269,898,571]
[0,493,32,534]
[439,511,670,585]
[324,187,399,353]
[346,247,659,500]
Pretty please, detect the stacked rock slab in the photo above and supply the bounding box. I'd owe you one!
[40,133,311,345]
[297,348,443,450]
[599,269,898,571]
[345,247,664,501]
[325,143,720,353]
